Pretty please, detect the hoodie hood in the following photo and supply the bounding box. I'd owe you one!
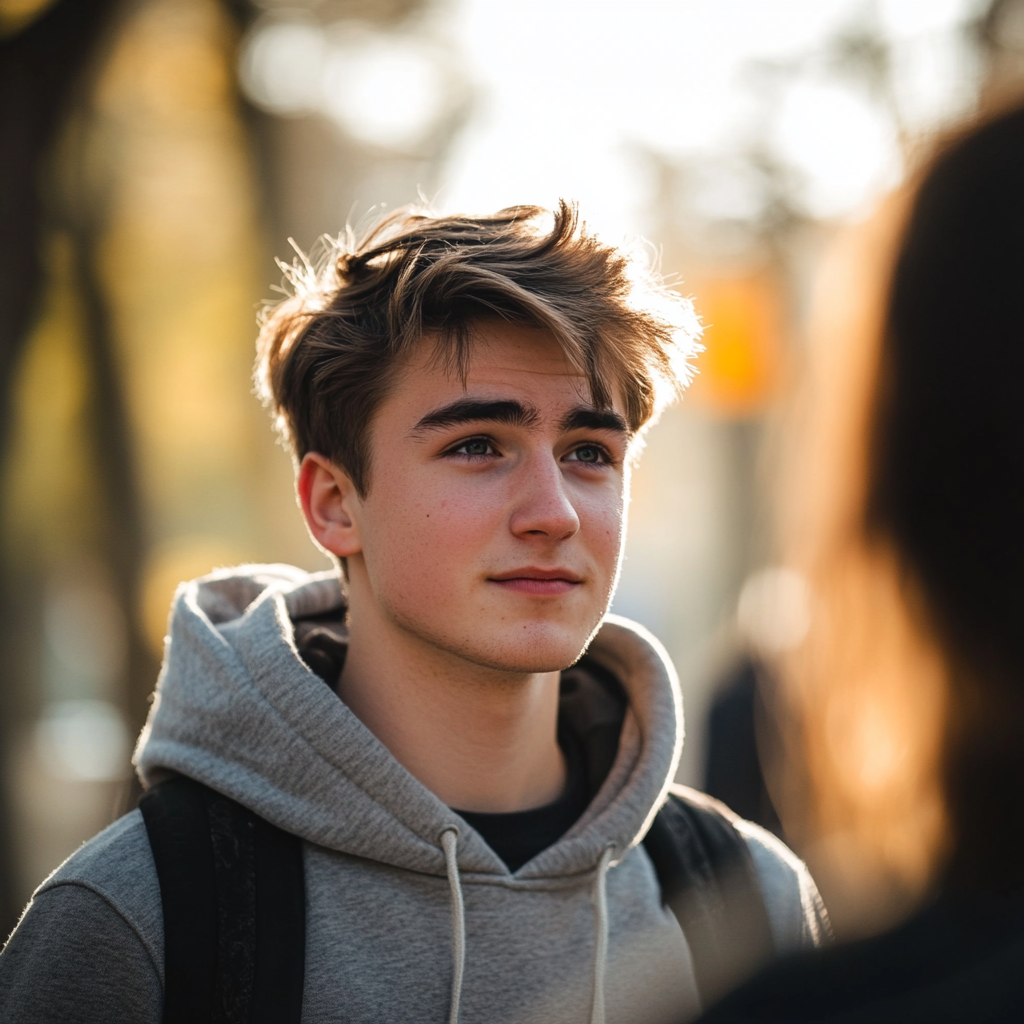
[135,564,684,882]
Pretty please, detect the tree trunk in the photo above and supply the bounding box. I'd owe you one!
[0,0,125,936]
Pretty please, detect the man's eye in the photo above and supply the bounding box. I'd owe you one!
[454,439,494,456]
[565,445,607,464]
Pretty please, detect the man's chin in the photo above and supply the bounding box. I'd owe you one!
[386,606,604,676]
[454,625,594,675]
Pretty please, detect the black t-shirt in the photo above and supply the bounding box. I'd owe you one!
[453,728,590,872]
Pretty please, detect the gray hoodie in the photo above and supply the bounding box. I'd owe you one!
[0,565,828,1024]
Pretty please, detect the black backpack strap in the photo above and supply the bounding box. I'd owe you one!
[642,785,775,1008]
[139,777,305,1024]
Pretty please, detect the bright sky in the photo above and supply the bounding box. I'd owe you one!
[438,0,983,237]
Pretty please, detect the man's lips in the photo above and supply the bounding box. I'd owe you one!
[487,568,583,596]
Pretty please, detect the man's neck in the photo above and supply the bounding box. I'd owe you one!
[338,590,566,814]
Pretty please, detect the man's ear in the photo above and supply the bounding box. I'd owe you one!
[297,452,363,558]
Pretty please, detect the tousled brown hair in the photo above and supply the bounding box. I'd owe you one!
[255,201,700,493]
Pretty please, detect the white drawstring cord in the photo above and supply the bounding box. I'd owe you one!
[441,828,466,1024]
[589,844,615,1024]
[439,830,613,1024]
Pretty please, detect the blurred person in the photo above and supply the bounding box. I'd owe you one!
[703,657,782,840]
[0,204,827,1023]
[696,101,1024,1022]
[703,566,814,841]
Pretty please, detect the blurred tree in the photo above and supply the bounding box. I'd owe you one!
[0,0,127,939]
[220,0,471,256]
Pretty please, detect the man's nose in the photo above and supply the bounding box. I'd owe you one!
[508,454,580,540]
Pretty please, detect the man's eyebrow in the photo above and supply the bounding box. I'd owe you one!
[410,399,540,434]
[560,407,631,436]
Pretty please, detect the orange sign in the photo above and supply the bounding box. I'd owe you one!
[686,272,785,417]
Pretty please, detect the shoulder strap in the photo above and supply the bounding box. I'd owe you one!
[139,777,305,1024]
[642,785,775,1008]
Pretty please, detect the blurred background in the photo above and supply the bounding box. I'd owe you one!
[1,0,1023,939]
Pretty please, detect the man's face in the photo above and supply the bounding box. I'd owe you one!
[346,322,633,673]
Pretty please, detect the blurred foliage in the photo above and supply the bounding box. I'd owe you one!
[86,0,274,546]
[0,0,328,914]
[3,234,102,567]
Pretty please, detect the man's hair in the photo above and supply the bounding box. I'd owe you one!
[255,201,701,493]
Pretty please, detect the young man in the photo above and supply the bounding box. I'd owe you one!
[0,203,827,1023]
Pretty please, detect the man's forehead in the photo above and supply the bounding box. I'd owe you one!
[397,325,617,412]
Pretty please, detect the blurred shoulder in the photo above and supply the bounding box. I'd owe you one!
[37,808,163,965]
[732,818,831,951]
[0,811,164,1021]
[666,784,831,952]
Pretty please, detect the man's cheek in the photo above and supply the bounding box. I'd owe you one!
[421,497,497,549]
[586,503,626,556]
[382,507,482,581]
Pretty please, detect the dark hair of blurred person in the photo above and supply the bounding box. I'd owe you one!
[696,101,1024,1022]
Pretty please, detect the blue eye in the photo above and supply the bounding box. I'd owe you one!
[566,445,606,464]
[454,439,493,456]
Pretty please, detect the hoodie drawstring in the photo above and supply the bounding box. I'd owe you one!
[589,844,615,1024]
[440,829,614,1024]
[441,828,466,1024]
